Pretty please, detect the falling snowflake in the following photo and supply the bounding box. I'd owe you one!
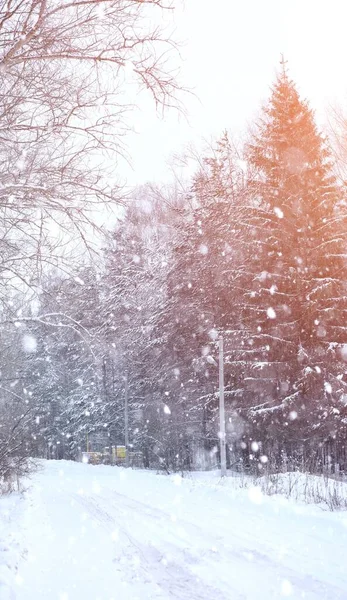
[208,328,219,341]
[267,307,276,319]
[199,244,208,255]
[274,207,284,219]
[316,325,327,338]
[324,382,332,394]
[22,334,37,353]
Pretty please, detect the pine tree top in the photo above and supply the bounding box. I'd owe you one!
[247,66,337,214]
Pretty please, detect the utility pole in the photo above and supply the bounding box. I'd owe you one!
[219,336,227,477]
[124,371,130,468]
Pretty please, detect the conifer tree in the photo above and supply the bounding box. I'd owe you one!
[152,135,249,467]
[243,62,347,460]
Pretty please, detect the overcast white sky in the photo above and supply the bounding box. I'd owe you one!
[123,0,347,186]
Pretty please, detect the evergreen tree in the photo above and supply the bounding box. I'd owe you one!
[152,135,249,468]
[243,63,347,465]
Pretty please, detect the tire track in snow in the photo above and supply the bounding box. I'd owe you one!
[73,490,347,600]
[72,493,238,600]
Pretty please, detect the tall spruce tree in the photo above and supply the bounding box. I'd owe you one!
[243,62,347,466]
[152,135,249,468]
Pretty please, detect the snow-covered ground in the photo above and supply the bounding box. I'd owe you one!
[1,461,347,599]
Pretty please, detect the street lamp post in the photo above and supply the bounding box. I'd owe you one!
[124,371,130,468]
[219,336,227,477]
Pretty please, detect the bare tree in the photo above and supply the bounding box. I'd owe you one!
[0,0,182,297]
[0,0,183,484]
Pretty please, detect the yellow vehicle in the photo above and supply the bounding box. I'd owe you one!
[82,451,102,465]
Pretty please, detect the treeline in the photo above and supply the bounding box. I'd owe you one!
[4,66,347,475]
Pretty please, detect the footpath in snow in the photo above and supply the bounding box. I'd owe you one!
[1,460,347,599]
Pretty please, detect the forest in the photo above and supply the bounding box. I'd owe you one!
[2,0,347,481]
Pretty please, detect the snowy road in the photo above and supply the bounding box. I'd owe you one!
[2,461,347,599]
